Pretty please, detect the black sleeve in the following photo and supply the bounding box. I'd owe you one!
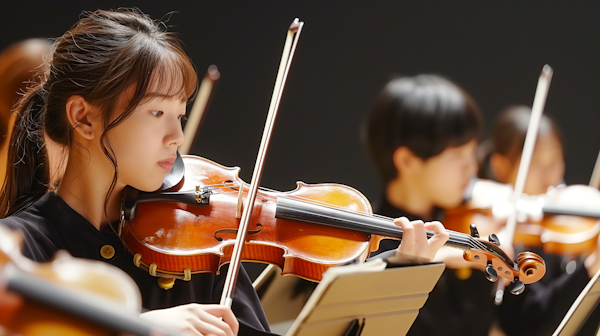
[0,217,57,262]
[497,260,591,336]
[213,264,280,336]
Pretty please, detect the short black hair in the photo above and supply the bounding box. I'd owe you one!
[362,74,483,183]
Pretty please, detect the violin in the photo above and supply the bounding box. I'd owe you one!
[119,155,546,295]
[0,225,179,336]
[445,179,600,256]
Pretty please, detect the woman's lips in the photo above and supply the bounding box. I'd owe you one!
[158,158,176,172]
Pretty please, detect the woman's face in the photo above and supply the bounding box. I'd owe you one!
[494,132,565,195]
[106,86,186,192]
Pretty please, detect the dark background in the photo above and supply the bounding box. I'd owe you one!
[2,1,599,202]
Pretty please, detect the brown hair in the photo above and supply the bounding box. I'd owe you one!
[478,105,563,179]
[1,8,197,216]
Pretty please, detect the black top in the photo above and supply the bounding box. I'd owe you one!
[373,195,599,336]
[0,192,277,336]
[372,196,497,336]
[497,248,594,336]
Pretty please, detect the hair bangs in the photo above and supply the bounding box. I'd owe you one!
[146,43,197,102]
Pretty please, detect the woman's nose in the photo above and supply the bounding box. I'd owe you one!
[167,118,185,147]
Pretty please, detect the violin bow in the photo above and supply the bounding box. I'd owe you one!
[589,149,600,189]
[504,65,553,245]
[495,65,553,302]
[179,65,221,155]
[220,19,304,307]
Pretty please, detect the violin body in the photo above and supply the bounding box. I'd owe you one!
[122,155,377,282]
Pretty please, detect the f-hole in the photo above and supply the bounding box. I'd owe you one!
[214,223,263,242]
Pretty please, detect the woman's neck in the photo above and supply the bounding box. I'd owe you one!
[386,175,434,221]
[57,147,123,230]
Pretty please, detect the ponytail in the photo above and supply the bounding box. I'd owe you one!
[0,84,51,217]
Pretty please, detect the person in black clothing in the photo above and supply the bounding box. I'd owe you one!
[480,106,600,336]
[362,74,503,336]
[0,9,450,335]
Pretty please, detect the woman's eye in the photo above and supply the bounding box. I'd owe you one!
[151,110,164,117]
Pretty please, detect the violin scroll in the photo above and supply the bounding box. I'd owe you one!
[462,238,546,294]
[517,251,546,284]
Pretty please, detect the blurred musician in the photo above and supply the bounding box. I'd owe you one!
[479,105,565,195]
[362,74,497,336]
[481,107,599,336]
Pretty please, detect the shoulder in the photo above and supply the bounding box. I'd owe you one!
[0,198,60,262]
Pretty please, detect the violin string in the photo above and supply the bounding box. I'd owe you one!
[192,183,497,255]
[210,184,485,249]
[279,203,479,250]
[238,191,481,247]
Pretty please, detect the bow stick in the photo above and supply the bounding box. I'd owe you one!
[220,18,304,307]
[589,150,600,189]
[495,65,553,303]
[179,65,221,155]
[504,65,553,245]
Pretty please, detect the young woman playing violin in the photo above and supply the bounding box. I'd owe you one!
[0,8,449,335]
[479,106,600,336]
[480,105,565,195]
[362,74,498,336]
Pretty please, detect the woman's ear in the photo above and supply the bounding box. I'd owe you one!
[65,95,96,141]
[392,146,418,175]
[490,153,512,182]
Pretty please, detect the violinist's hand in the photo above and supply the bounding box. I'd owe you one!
[140,303,239,336]
[394,217,449,261]
[433,246,482,270]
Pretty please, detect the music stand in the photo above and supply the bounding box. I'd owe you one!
[282,259,445,336]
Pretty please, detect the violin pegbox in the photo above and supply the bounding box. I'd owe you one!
[462,238,546,295]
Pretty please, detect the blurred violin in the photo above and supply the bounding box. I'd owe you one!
[0,225,179,336]
[445,179,600,256]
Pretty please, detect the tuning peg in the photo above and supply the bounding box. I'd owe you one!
[488,233,501,246]
[484,262,498,282]
[469,224,480,238]
[510,278,525,295]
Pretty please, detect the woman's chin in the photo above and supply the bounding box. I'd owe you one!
[132,179,164,193]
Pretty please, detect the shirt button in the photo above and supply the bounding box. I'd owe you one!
[100,245,115,259]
